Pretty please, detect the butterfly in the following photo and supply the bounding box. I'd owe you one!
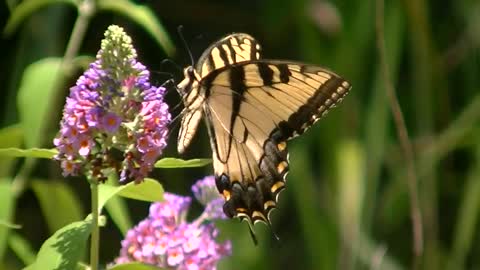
[176,33,351,238]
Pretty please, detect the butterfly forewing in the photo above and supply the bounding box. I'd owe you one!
[195,33,261,78]
[177,33,352,229]
[177,33,262,154]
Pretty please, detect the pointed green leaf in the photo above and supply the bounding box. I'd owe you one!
[8,232,36,266]
[98,178,163,213]
[0,148,57,159]
[31,179,84,233]
[17,58,62,148]
[4,0,76,36]
[0,181,15,261]
[109,262,165,270]
[105,196,133,235]
[154,158,211,168]
[97,0,175,56]
[447,142,480,270]
[24,217,92,270]
[104,174,133,235]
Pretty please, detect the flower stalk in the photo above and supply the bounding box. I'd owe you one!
[90,180,100,270]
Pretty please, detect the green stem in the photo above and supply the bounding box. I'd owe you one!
[11,0,96,198]
[377,0,423,267]
[90,181,100,270]
[63,0,95,65]
[45,0,96,146]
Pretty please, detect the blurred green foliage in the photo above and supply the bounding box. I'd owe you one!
[1,0,480,269]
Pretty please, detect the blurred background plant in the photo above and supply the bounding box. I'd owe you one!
[1,0,480,269]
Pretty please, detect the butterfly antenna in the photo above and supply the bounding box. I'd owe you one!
[177,25,195,67]
[151,70,174,78]
[158,78,177,96]
[170,108,187,124]
[161,59,183,73]
[160,78,174,88]
[168,112,184,136]
[169,104,191,134]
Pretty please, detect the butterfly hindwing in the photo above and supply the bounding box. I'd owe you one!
[202,61,350,224]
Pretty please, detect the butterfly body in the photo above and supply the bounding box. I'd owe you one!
[177,33,351,228]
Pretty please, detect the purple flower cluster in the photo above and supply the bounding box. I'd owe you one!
[53,25,170,182]
[114,177,231,269]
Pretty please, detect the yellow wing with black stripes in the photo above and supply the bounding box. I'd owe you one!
[176,33,351,231]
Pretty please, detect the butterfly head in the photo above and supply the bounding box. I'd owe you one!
[177,66,202,96]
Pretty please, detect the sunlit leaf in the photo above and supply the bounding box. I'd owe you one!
[105,196,133,235]
[17,58,62,148]
[8,232,36,266]
[104,174,133,235]
[31,179,84,234]
[97,0,175,56]
[154,158,211,168]
[0,148,56,159]
[0,181,15,261]
[4,0,76,36]
[24,217,92,270]
[98,178,163,213]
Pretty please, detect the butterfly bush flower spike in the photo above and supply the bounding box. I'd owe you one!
[114,176,231,269]
[53,25,171,183]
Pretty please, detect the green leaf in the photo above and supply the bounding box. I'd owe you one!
[109,262,165,270]
[154,158,212,168]
[98,178,163,213]
[447,142,480,270]
[4,0,76,36]
[97,0,175,56]
[0,148,57,159]
[104,174,133,235]
[0,181,15,261]
[31,179,84,234]
[105,196,133,235]
[8,232,36,266]
[0,125,24,177]
[17,57,62,148]
[24,217,92,270]
[289,145,337,270]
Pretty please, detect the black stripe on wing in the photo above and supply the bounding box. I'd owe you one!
[276,76,349,140]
